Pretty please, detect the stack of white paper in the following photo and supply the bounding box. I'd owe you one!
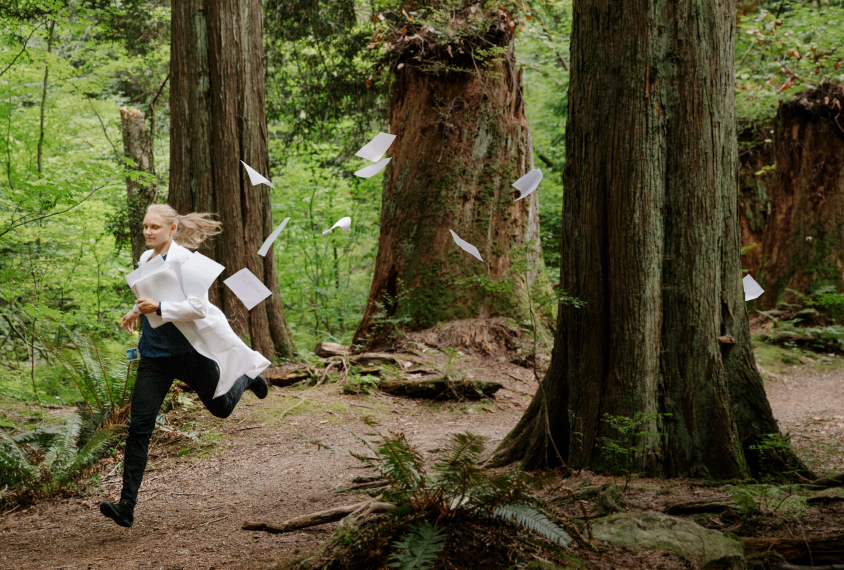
[743,274,764,301]
[449,230,483,262]
[224,268,272,310]
[258,217,291,257]
[512,169,543,201]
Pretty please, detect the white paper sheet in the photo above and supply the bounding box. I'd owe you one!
[130,263,186,328]
[258,217,291,257]
[449,230,483,262]
[223,268,272,310]
[512,169,543,201]
[354,157,392,178]
[181,251,225,292]
[322,216,351,235]
[126,254,166,288]
[241,160,275,189]
[355,133,396,162]
[743,274,764,301]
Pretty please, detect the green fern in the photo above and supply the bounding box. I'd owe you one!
[493,504,572,546]
[0,412,115,496]
[388,521,446,570]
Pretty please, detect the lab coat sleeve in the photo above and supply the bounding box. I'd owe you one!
[159,294,209,322]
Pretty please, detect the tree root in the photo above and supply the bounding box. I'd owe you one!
[242,501,396,534]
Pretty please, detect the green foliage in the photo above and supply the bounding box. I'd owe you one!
[759,287,844,353]
[492,504,571,546]
[0,411,116,498]
[599,412,671,487]
[736,2,844,121]
[749,432,805,479]
[387,521,447,570]
[350,430,571,547]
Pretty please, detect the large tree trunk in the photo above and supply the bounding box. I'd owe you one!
[352,43,552,348]
[119,107,156,266]
[758,85,844,309]
[168,0,294,359]
[493,0,804,479]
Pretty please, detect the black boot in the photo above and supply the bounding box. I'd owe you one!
[249,374,269,399]
[100,499,134,528]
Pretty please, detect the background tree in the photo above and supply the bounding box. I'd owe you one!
[492,0,805,479]
[168,0,295,359]
[352,2,553,348]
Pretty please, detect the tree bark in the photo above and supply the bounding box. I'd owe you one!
[352,42,552,348]
[758,85,844,309]
[492,0,803,479]
[119,107,155,266]
[168,0,294,359]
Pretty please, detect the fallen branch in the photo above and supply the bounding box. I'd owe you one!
[351,353,414,369]
[810,473,844,489]
[315,342,350,357]
[278,397,305,421]
[664,501,729,516]
[742,534,844,565]
[242,501,396,534]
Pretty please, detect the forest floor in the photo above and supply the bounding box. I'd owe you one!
[1,327,843,570]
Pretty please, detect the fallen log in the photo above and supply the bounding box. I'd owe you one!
[742,534,844,565]
[263,369,311,387]
[315,342,350,357]
[774,564,844,570]
[351,352,414,369]
[242,501,396,534]
[807,495,844,506]
[377,378,502,400]
[664,501,729,516]
[811,473,844,489]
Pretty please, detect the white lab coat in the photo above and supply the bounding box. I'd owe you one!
[128,242,270,398]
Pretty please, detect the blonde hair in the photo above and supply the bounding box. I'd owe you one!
[146,204,222,249]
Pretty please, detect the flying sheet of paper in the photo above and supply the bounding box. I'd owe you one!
[512,169,543,201]
[355,133,396,162]
[181,251,225,293]
[322,216,351,235]
[258,217,291,257]
[241,160,275,189]
[223,268,272,311]
[354,157,392,178]
[449,230,483,262]
[743,274,764,301]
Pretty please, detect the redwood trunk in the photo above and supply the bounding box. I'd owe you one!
[493,0,799,478]
[169,0,294,359]
[353,44,551,348]
[119,107,155,266]
[758,85,844,309]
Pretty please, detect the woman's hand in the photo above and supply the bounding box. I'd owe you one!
[121,310,140,333]
[136,298,160,315]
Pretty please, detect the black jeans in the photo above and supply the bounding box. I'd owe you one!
[120,352,251,509]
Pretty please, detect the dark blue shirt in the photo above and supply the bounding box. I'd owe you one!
[137,254,196,358]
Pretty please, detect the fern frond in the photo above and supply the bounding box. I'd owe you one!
[57,425,115,484]
[0,432,39,489]
[388,521,447,570]
[493,504,571,547]
[43,414,82,472]
[434,432,487,471]
[378,436,426,492]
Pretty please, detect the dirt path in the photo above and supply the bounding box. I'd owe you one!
[0,356,535,570]
[2,344,843,570]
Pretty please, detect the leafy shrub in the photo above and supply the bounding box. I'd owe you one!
[346,431,571,570]
[0,412,117,501]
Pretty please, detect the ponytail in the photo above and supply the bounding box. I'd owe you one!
[146,204,222,249]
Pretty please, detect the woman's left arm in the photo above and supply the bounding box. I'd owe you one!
[157,295,209,322]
